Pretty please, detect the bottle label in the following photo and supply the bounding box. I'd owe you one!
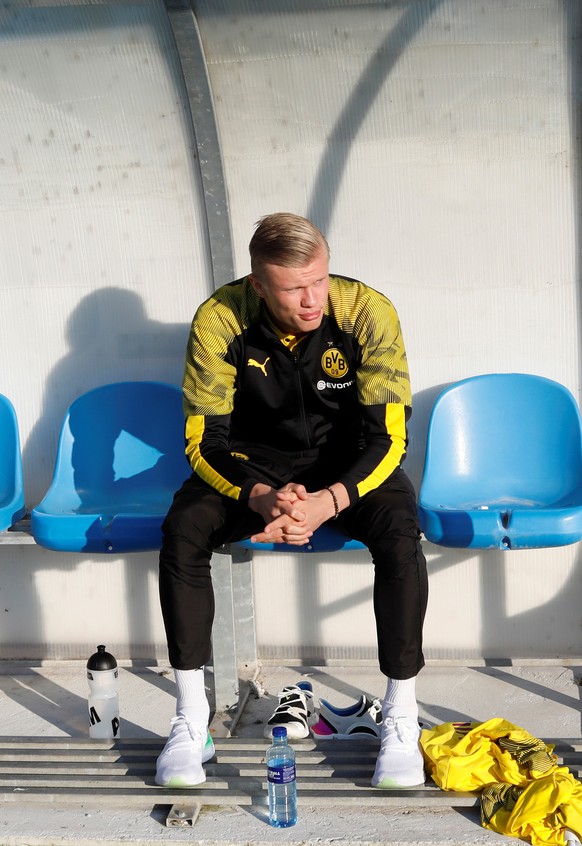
[268,763,296,784]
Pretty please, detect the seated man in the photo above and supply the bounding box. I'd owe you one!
[156,212,428,789]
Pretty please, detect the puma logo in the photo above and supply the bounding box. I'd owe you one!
[248,356,270,377]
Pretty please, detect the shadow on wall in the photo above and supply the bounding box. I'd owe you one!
[307,0,445,233]
[23,287,189,508]
[5,287,190,662]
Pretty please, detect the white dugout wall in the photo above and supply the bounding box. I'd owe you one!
[0,0,580,663]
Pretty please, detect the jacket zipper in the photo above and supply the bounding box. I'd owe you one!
[293,353,311,448]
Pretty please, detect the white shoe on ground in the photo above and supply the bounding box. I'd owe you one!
[155,715,215,788]
[264,681,316,739]
[371,714,425,789]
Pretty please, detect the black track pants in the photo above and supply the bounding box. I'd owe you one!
[159,467,428,679]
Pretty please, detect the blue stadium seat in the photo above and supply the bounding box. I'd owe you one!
[418,373,582,550]
[31,382,189,553]
[235,522,366,554]
[0,394,26,532]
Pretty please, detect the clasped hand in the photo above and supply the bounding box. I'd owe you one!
[247,482,333,546]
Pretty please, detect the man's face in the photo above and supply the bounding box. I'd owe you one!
[249,245,329,335]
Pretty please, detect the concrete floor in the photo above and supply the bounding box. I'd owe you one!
[0,659,581,845]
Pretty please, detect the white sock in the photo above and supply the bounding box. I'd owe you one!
[174,668,210,728]
[383,677,418,720]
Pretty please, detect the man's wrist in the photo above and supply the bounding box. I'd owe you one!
[322,482,349,519]
[324,486,340,520]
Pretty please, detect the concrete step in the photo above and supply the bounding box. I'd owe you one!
[2,735,581,813]
[0,735,452,809]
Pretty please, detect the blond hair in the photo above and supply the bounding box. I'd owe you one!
[249,212,329,273]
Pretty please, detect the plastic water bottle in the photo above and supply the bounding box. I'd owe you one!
[87,645,120,739]
[266,726,297,827]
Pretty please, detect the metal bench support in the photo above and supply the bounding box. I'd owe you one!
[211,545,258,714]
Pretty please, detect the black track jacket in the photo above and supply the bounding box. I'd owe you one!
[182,274,412,506]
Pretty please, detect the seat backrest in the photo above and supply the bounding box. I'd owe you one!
[420,373,582,508]
[45,381,187,511]
[0,393,26,529]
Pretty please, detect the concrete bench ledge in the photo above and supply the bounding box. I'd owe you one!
[0,517,35,544]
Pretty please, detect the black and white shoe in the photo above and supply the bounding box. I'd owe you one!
[263,681,316,739]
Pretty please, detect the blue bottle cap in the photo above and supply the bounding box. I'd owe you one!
[273,726,287,739]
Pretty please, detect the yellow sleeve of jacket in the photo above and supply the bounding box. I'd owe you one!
[330,281,412,502]
[182,284,259,501]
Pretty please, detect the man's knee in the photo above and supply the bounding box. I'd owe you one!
[161,484,224,548]
[359,488,420,540]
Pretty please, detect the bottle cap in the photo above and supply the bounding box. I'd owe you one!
[273,726,287,739]
[87,644,117,671]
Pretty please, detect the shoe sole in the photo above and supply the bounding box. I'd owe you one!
[155,772,207,788]
[264,712,318,740]
[371,777,426,790]
[264,722,311,739]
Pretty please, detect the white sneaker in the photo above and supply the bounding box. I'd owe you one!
[155,715,215,788]
[371,714,425,789]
